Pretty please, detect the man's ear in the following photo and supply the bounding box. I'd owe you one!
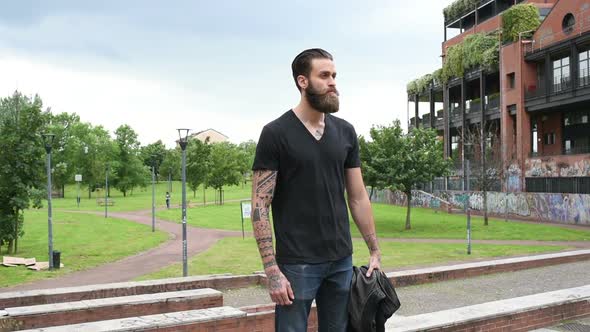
[297,75,308,90]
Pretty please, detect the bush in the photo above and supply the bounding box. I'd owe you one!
[502,4,540,43]
[443,0,479,23]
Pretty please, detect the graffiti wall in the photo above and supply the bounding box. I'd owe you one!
[526,157,590,177]
[370,188,590,225]
[506,164,522,192]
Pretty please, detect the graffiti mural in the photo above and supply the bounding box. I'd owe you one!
[369,188,590,225]
[506,164,522,192]
[526,157,590,177]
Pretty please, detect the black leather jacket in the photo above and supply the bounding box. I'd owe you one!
[348,266,401,332]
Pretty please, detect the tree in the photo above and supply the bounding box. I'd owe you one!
[358,135,380,200]
[461,122,503,226]
[140,140,167,182]
[186,139,211,198]
[0,92,47,254]
[111,125,148,197]
[237,140,257,185]
[369,121,451,230]
[160,148,181,183]
[46,112,83,197]
[207,142,242,204]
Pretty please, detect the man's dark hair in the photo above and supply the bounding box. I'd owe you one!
[291,48,333,91]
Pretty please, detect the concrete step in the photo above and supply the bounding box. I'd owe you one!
[0,288,222,331]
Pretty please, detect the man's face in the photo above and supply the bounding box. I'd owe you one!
[302,58,339,114]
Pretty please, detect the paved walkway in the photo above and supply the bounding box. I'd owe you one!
[2,209,242,292]
[3,205,589,293]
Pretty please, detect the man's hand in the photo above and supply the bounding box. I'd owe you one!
[366,251,381,277]
[266,266,294,305]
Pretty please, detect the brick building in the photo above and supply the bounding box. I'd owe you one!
[409,0,590,195]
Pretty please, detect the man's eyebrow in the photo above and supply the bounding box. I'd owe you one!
[319,70,337,76]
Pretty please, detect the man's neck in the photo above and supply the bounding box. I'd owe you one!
[293,99,324,125]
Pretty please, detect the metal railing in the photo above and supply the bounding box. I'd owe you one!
[524,8,590,55]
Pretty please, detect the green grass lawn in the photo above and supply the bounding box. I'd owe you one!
[136,237,570,280]
[358,204,590,241]
[50,182,251,212]
[157,203,590,241]
[0,210,168,288]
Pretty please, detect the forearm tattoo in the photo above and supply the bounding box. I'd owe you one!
[252,170,278,270]
[363,232,380,253]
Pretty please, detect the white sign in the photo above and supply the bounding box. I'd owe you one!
[241,202,252,219]
[75,174,82,182]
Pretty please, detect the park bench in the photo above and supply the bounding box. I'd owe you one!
[96,198,115,206]
[0,288,222,330]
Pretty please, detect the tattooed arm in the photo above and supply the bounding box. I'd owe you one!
[251,170,294,306]
[345,167,381,277]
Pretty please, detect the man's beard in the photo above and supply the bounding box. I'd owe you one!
[304,82,340,114]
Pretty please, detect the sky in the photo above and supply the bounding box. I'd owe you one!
[0,0,450,147]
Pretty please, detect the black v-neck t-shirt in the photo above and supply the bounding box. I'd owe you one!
[252,110,361,264]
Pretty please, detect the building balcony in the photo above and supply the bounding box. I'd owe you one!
[525,76,590,112]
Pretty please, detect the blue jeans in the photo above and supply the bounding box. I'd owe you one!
[275,255,352,332]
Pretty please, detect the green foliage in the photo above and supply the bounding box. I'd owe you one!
[140,140,167,180]
[160,148,181,181]
[406,74,433,95]
[462,33,500,71]
[237,140,257,183]
[432,69,444,86]
[502,4,540,43]
[207,142,242,203]
[443,0,478,23]
[366,121,451,229]
[0,92,47,253]
[443,42,465,81]
[186,139,212,197]
[112,125,148,197]
[358,136,379,199]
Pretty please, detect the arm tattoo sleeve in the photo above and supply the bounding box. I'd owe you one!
[252,170,278,270]
[363,232,380,252]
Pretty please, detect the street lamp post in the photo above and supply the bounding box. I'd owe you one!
[151,156,156,233]
[466,159,472,255]
[42,133,56,269]
[177,128,190,277]
[105,163,110,218]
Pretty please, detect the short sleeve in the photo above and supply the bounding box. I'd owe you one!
[344,127,361,169]
[252,125,280,171]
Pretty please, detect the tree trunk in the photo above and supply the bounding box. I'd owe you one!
[369,187,374,200]
[405,191,412,230]
[88,186,92,199]
[193,190,196,198]
[483,189,489,226]
[203,186,206,207]
[123,190,127,197]
[62,184,65,198]
[7,240,14,254]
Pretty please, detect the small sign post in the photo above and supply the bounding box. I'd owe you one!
[240,200,252,239]
[75,174,82,208]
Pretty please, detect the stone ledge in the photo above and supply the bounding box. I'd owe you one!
[388,249,590,286]
[4,288,220,317]
[0,274,261,308]
[385,285,590,331]
[19,306,246,332]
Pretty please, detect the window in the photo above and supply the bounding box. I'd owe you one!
[553,56,571,92]
[531,120,538,154]
[564,111,589,126]
[562,13,575,34]
[580,49,590,87]
[507,73,515,89]
[544,133,555,145]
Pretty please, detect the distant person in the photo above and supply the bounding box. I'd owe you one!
[251,48,381,331]
[165,192,171,209]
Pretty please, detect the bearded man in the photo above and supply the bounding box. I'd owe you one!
[251,48,381,332]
